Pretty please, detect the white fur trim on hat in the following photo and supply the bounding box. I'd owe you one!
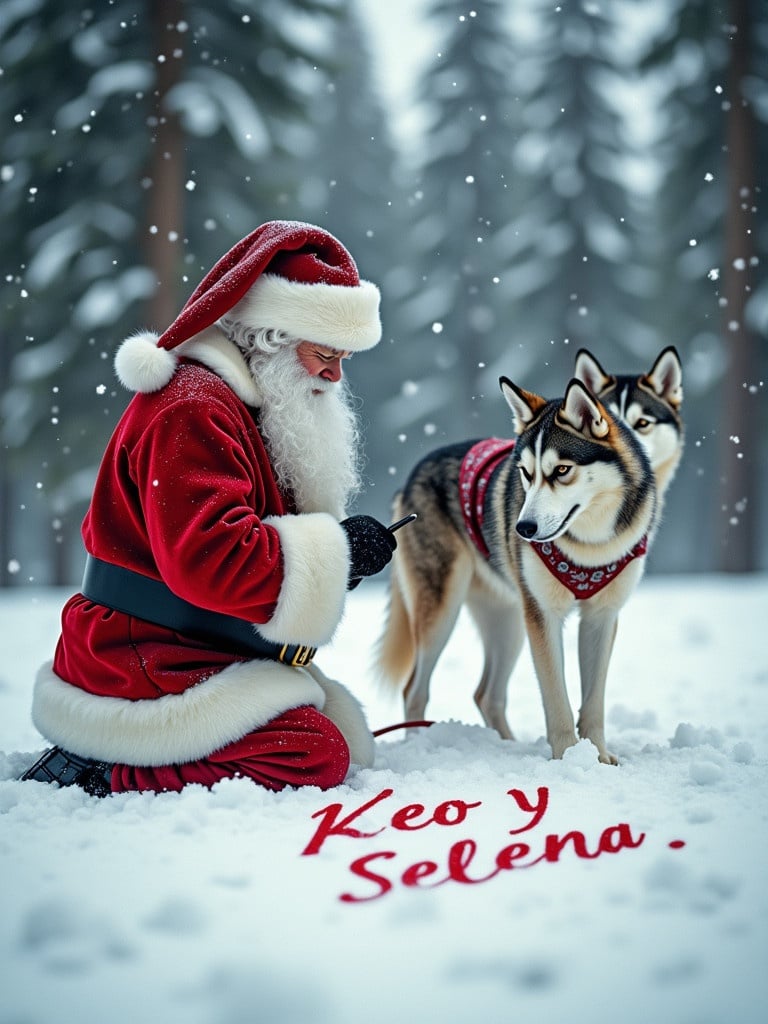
[115,331,178,393]
[231,273,382,352]
[31,658,325,766]
[256,513,349,646]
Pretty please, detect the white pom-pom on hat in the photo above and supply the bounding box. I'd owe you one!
[114,331,178,393]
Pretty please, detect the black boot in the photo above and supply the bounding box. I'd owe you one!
[21,746,113,798]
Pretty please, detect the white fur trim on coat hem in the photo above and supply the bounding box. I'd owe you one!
[305,664,375,768]
[256,514,349,646]
[31,659,325,766]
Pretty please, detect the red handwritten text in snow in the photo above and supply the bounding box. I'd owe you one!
[302,786,649,903]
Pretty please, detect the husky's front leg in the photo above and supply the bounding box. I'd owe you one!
[577,608,619,764]
[524,600,577,758]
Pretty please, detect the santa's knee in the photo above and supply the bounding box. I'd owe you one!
[270,704,352,789]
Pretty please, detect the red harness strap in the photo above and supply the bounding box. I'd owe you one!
[459,439,648,599]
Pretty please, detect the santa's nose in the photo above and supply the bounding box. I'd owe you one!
[320,360,344,383]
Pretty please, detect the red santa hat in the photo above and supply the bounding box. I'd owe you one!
[115,220,382,393]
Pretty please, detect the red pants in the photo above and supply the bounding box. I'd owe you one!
[111,705,350,794]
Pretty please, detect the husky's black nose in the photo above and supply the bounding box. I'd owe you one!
[516,520,538,540]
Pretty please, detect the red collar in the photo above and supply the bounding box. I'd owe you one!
[459,439,648,599]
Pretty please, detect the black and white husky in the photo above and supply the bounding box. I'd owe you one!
[574,346,684,509]
[376,350,683,764]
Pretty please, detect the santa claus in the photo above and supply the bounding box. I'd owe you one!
[22,220,398,796]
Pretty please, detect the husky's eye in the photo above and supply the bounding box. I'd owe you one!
[552,465,573,481]
[519,466,532,485]
[633,417,653,433]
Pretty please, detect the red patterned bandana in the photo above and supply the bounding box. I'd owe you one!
[459,439,517,559]
[459,438,648,599]
[530,535,648,599]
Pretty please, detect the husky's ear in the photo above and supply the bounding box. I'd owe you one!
[558,379,610,439]
[643,346,683,409]
[574,349,614,396]
[499,377,547,435]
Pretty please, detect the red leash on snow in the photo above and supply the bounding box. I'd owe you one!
[372,720,435,737]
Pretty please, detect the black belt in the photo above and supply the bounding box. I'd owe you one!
[81,555,316,666]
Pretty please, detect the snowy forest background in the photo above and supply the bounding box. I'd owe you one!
[0,0,766,586]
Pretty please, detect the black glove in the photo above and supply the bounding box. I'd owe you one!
[340,515,397,588]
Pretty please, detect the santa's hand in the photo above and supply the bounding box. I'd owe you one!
[340,515,397,588]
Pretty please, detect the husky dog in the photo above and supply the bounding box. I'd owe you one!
[377,376,664,765]
[574,347,684,505]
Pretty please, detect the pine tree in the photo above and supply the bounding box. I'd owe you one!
[393,0,524,458]
[641,0,767,570]
[294,1,414,512]
[0,0,344,584]
[715,0,767,570]
[496,0,649,400]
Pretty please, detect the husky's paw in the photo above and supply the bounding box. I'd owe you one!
[548,731,579,760]
[578,724,619,765]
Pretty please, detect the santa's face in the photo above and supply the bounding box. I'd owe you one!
[295,341,352,392]
[244,340,362,519]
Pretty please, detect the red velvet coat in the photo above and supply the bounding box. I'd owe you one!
[32,328,374,769]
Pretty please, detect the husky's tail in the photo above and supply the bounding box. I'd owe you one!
[374,560,414,694]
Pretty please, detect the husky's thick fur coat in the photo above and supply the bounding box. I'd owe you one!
[377,352,684,764]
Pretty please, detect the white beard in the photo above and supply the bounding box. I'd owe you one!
[245,345,362,519]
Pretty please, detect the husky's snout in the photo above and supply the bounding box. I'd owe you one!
[516,519,538,540]
[515,503,581,543]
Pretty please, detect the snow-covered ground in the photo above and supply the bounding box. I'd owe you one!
[1,575,766,1024]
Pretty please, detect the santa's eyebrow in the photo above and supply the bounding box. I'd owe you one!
[318,347,352,359]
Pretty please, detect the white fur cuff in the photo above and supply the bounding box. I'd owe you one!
[257,514,349,646]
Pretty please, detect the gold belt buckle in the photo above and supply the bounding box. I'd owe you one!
[279,643,317,667]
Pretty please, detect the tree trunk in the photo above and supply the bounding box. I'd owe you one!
[0,326,12,588]
[51,515,69,587]
[143,0,187,331]
[716,0,760,571]
[0,457,12,588]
